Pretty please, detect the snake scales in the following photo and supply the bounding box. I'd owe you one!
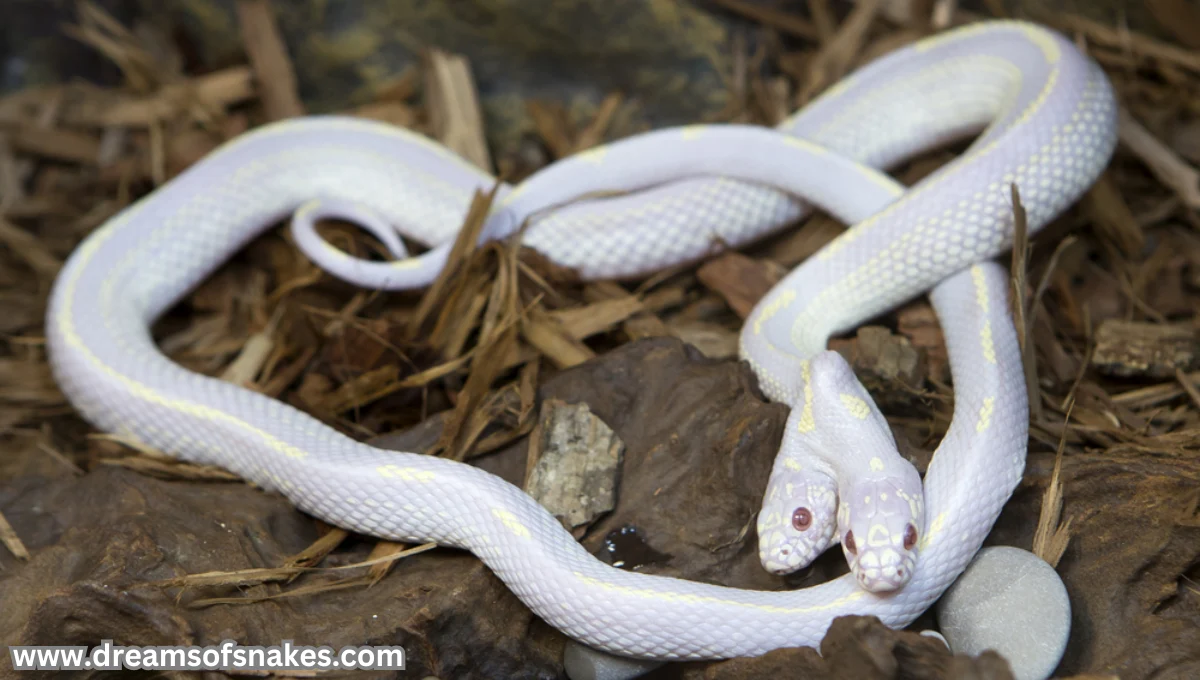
[46,20,1117,661]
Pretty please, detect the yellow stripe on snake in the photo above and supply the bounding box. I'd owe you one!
[46,20,1116,661]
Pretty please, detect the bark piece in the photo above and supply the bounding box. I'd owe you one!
[1091,319,1199,378]
[697,252,787,320]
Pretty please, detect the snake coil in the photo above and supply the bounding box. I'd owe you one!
[46,20,1116,661]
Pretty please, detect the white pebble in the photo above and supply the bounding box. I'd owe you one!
[563,641,664,680]
[920,629,949,649]
[936,546,1071,680]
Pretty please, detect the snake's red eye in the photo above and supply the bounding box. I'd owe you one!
[791,508,812,531]
[844,530,857,554]
[904,524,918,550]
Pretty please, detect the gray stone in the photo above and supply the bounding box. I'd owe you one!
[563,641,663,680]
[936,546,1071,680]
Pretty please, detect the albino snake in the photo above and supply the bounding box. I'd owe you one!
[46,20,1117,661]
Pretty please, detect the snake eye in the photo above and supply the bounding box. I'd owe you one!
[791,508,812,531]
[904,524,918,551]
[844,530,857,555]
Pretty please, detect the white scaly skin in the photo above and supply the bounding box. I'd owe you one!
[762,352,926,591]
[45,21,1116,661]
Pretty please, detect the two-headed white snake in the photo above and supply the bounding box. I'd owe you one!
[46,20,1117,661]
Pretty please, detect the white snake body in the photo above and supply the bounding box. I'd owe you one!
[45,21,1117,661]
[743,22,1119,586]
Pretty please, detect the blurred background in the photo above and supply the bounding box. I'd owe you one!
[1,0,1186,170]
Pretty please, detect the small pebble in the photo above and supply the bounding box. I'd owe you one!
[919,629,949,649]
[563,641,664,680]
[936,546,1071,680]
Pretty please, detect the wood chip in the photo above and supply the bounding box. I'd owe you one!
[1082,171,1145,256]
[235,0,305,121]
[551,296,647,340]
[424,49,492,172]
[1091,319,1199,379]
[830,325,925,390]
[696,252,787,319]
[623,315,672,341]
[0,509,30,561]
[574,93,624,153]
[1118,108,1200,209]
[707,0,819,40]
[798,0,883,104]
[220,313,279,387]
[809,0,838,42]
[526,100,575,160]
[760,213,843,267]
[350,101,418,129]
[527,93,623,159]
[667,319,740,360]
[0,123,101,164]
[285,527,350,569]
[582,281,682,342]
[0,216,62,276]
[0,133,25,209]
[100,454,242,482]
[316,364,402,415]
[365,540,412,584]
[65,1,165,94]
[1176,368,1200,411]
[1147,0,1200,49]
[897,303,949,384]
[521,308,596,369]
[931,0,959,29]
[1050,11,1200,75]
[78,68,256,127]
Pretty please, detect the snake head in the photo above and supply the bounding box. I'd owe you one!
[757,461,839,575]
[837,471,925,593]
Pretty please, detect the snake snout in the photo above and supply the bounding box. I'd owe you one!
[840,477,923,592]
[852,546,914,593]
[757,464,839,576]
[758,523,826,575]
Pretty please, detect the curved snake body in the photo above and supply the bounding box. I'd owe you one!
[743,21,1119,585]
[46,21,1116,660]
